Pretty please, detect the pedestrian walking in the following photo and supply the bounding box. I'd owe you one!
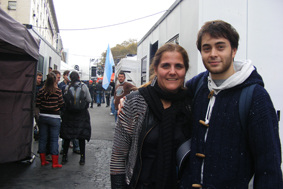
[95,80,104,107]
[113,71,135,122]
[60,71,92,165]
[58,70,80,155]
[109,80,115,116]
[105,84,112,107]
[88,80,95,108]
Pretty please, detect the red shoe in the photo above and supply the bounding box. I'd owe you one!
[52,155,62,169]
[40,153,49,166]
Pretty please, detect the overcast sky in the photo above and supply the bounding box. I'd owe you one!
[53,0,176,80]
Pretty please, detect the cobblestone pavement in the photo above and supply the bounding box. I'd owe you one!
[0,103,116,189]
[90,139,112,189]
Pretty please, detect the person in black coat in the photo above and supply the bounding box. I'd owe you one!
[94,80,104,107]
[88,80,95,108]
[60,71,92,165]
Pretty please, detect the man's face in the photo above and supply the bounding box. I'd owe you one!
[118,74,125,83]
[201,33,237,80]
[63,74,69,82]
[36,75,42,85]
[56,74,61,84]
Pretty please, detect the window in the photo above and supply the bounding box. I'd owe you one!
[166,34,179,44]
[141,56,147,85]
[8,1,17,10]
[49,56,52,68]
[91,66,97,77]
[37,55,44,73]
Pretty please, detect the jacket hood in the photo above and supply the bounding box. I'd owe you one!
[204,60,264,125]
[235,62,264,90]
[207,60,263,94]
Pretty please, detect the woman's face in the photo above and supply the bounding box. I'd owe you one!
[155,51,186,94]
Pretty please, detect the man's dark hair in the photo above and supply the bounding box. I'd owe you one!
[63,70,70,76]
[197,20,239,51]
[119,71,125,77]
[52,70,61,76]
[37,72,43,77]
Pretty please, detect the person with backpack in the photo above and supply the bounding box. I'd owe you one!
[60,71,92,165]
[180,20,282,188]
[58,70,80,155]
[36,72,64,169]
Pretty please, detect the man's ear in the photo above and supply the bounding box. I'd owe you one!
[232,48,237,59]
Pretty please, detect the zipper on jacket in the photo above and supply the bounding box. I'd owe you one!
[74,90,77,105]
[134,123,157,188]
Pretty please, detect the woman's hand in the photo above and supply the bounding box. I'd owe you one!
[117,97,126,116]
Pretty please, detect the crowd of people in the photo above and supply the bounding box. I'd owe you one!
[35,64,130,168]
[34,19,282,188]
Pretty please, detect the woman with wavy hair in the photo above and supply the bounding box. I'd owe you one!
[110,43,193,188]
[36,72,64,169]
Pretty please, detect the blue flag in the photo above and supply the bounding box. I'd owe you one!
[102,44,114,90]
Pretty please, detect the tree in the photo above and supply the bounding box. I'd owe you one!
[99,39,137,66]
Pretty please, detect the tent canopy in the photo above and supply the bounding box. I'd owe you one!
[0,8,39,59]
[0,7,40,163]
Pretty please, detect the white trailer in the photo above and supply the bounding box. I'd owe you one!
[115,55,140,86]
[137,0,283,169]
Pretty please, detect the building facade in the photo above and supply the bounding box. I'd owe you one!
[0,0,63,79]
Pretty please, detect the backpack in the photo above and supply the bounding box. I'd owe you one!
[64,82,87,112]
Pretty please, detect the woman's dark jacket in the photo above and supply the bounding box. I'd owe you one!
[60,82,92,141]
[60,108,91,141]
[110,91,192,188]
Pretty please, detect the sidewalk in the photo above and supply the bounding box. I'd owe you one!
[0,139,113,189]
[0,104,116,189]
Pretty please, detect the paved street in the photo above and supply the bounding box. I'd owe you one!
[0,103,116,189]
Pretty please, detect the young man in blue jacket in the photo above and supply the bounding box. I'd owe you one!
[182,20,282,188]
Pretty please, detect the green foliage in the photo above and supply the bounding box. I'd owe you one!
[99,39,137,65]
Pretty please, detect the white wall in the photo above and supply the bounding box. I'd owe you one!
[29,28,61,79]
[246,0,283,163]
[138,0,283,169]
[199,0,283,164]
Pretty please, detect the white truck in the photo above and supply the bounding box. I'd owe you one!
[114,54,140,86]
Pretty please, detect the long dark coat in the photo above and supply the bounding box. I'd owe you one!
[60,108,91,141]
